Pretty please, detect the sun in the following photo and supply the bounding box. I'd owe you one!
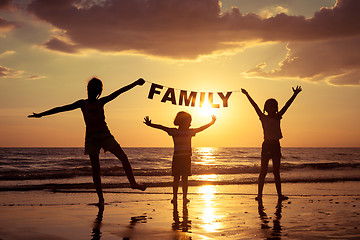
[199,102,218,117]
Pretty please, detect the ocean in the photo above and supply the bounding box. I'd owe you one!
[1,147,360,192]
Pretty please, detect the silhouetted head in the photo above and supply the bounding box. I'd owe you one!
[264,98,278,114]
[174,111,192,127]
[87,77,103,100]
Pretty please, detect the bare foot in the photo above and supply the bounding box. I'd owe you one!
[95,201,104,208]
[278,195,289,201]
[131,183,147,191]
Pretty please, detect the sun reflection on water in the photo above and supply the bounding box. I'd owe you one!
[195,147,216,165]
[196,174,220,182]
[198,185,223,233]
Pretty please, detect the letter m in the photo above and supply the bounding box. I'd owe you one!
[179,90,197,107]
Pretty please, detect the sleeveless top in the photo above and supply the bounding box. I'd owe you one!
[80,99,110,135]
[260,114,283,140]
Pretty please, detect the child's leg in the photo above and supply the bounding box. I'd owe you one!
[272,157,288,200]
[109,145,146,191]
[172,175,180,203]
[182,175,189,203]
[257,158,269,200]
[89,154,104,205]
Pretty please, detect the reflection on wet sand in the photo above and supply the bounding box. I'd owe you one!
[198,185,224,233]
[258,199,283,239]
[91,206,104,240]
[172,201,191,232]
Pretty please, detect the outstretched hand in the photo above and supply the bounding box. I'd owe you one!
[241,88,248,95]
[136,78,145,86]
[211,115,217,124]
[143,116,151,126]
[28,113,42,118]
[292,86,302,95]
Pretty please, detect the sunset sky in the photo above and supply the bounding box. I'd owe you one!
[0,0,359,147]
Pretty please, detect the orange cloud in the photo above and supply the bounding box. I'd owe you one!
[246,36,360,85]
[0,65,22,78]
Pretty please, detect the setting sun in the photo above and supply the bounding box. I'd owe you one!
[198,102,219,117]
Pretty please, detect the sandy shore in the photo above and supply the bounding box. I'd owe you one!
[1,182,360,239]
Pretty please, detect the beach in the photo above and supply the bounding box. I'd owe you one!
[1,182,359,240]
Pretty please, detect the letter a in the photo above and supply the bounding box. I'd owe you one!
[161,88,177,105]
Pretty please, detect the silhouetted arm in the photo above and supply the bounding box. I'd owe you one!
[241,89,262,118]
[278,86,302,117]
[28,100,82,118]
[194,115,216,133]
[101,78,145,104]
[143,116,172,133]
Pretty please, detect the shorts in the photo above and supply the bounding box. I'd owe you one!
[261,140,281,160]
[84,132,120,155]
[172,155,191,177]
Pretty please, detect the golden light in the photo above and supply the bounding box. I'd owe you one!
[196,174,219,182]
[196,147,216,165]
[198,185,223,233]
[198,102,219,117]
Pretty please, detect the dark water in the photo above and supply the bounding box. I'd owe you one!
[1,147,359,191]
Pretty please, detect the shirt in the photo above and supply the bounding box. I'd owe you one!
[167,128,197,156]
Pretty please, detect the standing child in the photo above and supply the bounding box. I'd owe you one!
[28,77,146,206]
[241,86,302,201]
[143,112,216,204]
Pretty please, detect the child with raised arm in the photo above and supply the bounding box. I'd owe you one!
[28,77,146,206]
[241,86,302,201]
[144,112,216,204]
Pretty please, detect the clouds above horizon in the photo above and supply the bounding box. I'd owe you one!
[2,0,360,85]
[27,0,360,54]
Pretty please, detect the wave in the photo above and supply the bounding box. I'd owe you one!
[1,177,360,191]
[1,162,360,180]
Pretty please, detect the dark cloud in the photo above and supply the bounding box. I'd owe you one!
[27,0,360,84]
[0,17,16,31]
[0,0,17,32]
[42,37,79,53]
[0,0,11,10]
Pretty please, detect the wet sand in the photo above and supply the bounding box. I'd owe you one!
[0,182,359,239]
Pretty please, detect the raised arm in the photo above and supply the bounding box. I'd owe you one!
[101,78,145,104]
[28,100,82,118]
[143,116,172,133]
[241,89,262,117]
[194,115,216,133]
[278,86,302,116]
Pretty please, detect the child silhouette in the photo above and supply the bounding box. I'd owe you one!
[28,77,146,206]
[144,112,216,204]
[242,86,302,201]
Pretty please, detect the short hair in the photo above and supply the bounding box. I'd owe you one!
[263,98,278,113]
[174,111,192,126]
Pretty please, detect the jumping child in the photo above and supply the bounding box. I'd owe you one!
[241,86,302,201]
[28,77,147,206]
[143,112,216,204]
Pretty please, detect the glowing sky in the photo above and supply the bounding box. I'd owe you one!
[0,0,359,147]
